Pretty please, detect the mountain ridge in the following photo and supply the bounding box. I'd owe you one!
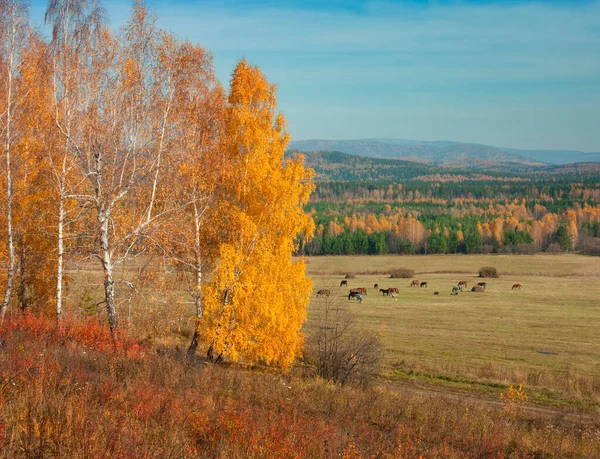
[288,138,600,166]
[291,150,600,183]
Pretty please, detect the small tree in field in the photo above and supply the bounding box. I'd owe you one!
[307,294,381,386]
[199,60,314,369]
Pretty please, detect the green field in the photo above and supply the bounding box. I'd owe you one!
[304,254,600,409]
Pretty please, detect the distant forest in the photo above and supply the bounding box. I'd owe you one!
[296,152,600,256]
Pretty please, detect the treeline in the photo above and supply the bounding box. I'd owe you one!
[312,179,600,209]
[0,0,314,367]
[302,201,600,256]
[299,149,600,184]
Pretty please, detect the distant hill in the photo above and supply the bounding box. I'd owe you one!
[289,138,600,166]
[291,150,435,182]
[290,150,600,183]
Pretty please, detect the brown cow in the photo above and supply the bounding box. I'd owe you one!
[512,283,522,290]
[391,291,398,299]
[389,287,399,294]
[340,280,348,287]
[373,283,379,290]
[420,282,428,288]
[458,280,468,288]
[316,289,330,298]
[477,282,487,289]
[410,280,419,287]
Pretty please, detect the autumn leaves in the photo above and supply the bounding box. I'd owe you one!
[0,0,314,368]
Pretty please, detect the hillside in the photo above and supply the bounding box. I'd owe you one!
[289,138,600,166]
[290,150,600,183]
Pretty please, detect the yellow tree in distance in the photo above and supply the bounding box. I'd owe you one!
[200,60,315,369]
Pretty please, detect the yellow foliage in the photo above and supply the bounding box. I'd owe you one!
[200,60,314,369]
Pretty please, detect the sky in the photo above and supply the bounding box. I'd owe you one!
[29,0,600,151]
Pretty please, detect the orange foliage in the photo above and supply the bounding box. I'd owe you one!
[200,60,314,369]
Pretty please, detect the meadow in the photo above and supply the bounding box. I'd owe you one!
[2,253,600,457]
[304,254,600,409]
[56,253,600,410]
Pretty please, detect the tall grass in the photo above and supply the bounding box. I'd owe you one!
[1,314,599,457]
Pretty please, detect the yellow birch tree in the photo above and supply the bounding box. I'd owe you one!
[200,60,314,369]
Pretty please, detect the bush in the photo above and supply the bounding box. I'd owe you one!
[344,273,356,279]
[479,266,499,278]
[390,268,414,279]
[583,237,600,256]
[545,242,563,254]
[306,298,382,387]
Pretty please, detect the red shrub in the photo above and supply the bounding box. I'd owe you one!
[1,312,145,359]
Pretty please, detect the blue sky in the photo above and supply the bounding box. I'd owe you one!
[29,0,600,151]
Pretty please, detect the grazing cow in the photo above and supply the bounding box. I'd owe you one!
[374,283,379,290]
[477,282,487,289]
[340,280,348,287]
[358,287,367,295]
[410,280,419,287]
[471,285,484,293]
[434,291,439,295]
[458,280,468,288]
[316,289,330,298]
[380,288,391,296]
[391,291,398,299]
[420,281,428,288]
[389,287,399,294]
[512,283,522,290]
[348,291,363,303]
[452,285,462,294]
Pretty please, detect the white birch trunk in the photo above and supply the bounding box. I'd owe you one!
[0,28,16,325]
[187,200,204,358]
[99,210,119,342]
[56,185,65,320]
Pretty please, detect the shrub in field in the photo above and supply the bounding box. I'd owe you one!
[390,268,414,279]
[344,273,356,279]
[479,266,499,278]
[501,384,528,416]
[305,297,382,386]
[1,312,144,358]
[545,242,563,254]
[583,237,600,255]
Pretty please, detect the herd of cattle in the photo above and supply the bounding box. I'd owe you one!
[315,279,523,303]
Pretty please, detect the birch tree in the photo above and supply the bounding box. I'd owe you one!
[200,60,315,369]
[148,39,226,358]
[48,1,178,342]
[45,0,106,321]
[0,0,28,336]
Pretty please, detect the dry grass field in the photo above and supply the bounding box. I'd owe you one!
[2,254,599,456]
[305,254,600,410]
[57,253,600,411]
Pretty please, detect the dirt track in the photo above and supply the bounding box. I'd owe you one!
[380,377,600,424]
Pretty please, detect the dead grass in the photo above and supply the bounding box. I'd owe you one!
[1,315,599,458]
[306,255,600,410]
[42,253,600,412]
